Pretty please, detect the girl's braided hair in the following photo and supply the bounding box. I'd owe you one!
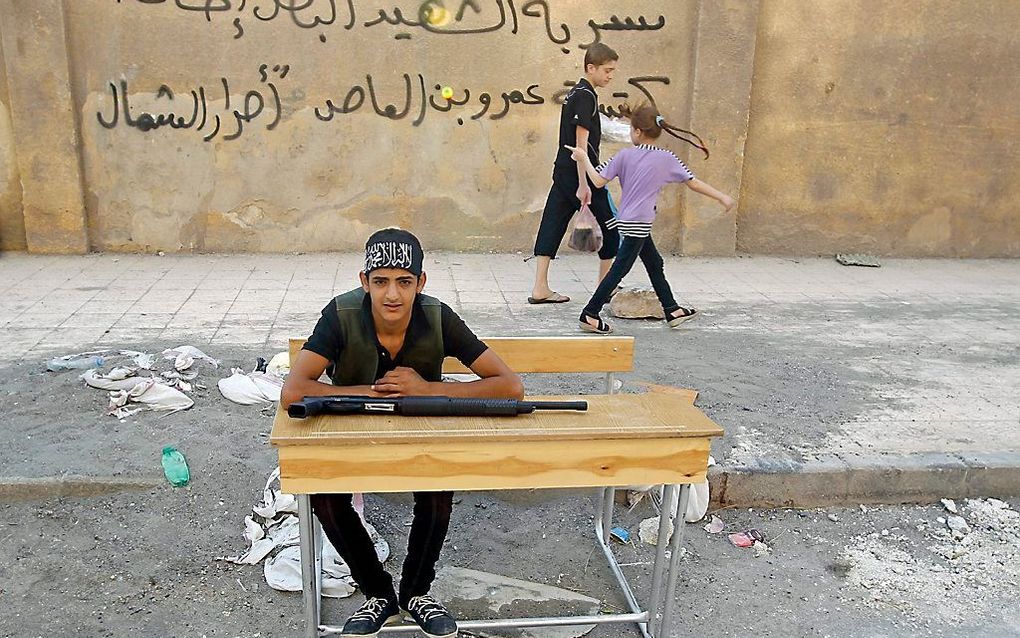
[619,103,709,159]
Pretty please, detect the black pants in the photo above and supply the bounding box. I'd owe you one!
[583,235,680,319]
[311,491,453,606]
[534,167,619,260]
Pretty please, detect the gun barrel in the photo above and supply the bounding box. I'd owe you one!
[526,400,588,411]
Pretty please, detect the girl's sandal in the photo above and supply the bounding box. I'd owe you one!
[579,314,613,335]
[667,307,698,328]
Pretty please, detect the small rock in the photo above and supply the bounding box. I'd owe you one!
[827,513,839,523]
[947,516,970,535]
[940,498,958,514]
[752,540,771,558]
[609,287,666,319]
[937,516,946,524]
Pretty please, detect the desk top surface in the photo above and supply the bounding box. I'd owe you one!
[270,393,724,446]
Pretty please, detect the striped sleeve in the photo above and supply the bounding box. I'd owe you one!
[666,150,695,183]
[597,153,620,181]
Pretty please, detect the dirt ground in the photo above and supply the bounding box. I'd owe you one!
[1,335,1018,637]
[2,483,1018,637]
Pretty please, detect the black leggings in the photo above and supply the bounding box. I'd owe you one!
[583,235,680,319]
[534,169,619,260]
[311,491,453,606]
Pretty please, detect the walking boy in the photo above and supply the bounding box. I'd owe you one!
[281,228,524,638]
[529,43,621,304]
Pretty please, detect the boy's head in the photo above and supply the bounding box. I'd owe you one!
[360,228,427,321]
[583,43,618,88]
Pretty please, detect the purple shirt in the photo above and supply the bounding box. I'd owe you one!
[598,145,695,237]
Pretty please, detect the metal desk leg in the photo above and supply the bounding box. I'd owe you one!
[657,485,691,638]
[298,494,321,638]
[313,511,323,620]
[601,487,615,543]
[646,484,677,637]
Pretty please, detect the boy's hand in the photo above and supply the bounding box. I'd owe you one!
[372,367,431,397]
[576,184,592,207]
[563,144,587,163]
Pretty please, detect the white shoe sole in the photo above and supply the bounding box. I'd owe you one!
[667,310,698,328]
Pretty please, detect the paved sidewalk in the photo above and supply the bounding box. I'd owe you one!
[1,251,1018,499]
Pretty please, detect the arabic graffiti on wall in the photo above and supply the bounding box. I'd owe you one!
[113,0,665,49]
[100,1,673,142]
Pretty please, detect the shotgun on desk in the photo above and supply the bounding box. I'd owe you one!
[287,395,588,419]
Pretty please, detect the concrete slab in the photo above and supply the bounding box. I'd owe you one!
[430,566,601,638]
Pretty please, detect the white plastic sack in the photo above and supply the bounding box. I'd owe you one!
[218,368,284,405]
[266,351,291,377]
[600,113,632,144]
[682,455,716,523]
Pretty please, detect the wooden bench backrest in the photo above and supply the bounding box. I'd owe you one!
[288,336,634,374]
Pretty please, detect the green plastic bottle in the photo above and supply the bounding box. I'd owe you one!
[161,446,190,487]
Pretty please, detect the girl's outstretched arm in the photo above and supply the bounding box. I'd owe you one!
[686,178,735,211]
[564,145,610,188]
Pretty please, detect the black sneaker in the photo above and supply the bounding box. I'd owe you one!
[340,597,400,637]
[402,594,458,638]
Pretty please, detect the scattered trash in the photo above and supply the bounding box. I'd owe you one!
[162,345,220,369]
[219,467,389,599]
[940,498,958,514]
[828,513,840,523]
[752,540,771,558]
[82,368,194,418]
[704,515,725,534]
[218,367,285,405]
[161,446,190,487]
[255,357,268,373]
[47,353,105,371]
[835,253,881,267]
[609,526,630,543]
[727,529,765,548]
[638,516,673,546]
[120,350,156,370]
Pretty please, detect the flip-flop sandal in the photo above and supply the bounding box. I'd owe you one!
[667,307,698,328]
[527,292,570,304]
[579,314,613,334]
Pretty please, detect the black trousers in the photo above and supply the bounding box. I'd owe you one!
[534,167,619,260]
[311,491,453,606]
[583,235,680,319]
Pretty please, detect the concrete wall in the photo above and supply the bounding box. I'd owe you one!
[739,0,1020,257]
[66,0,696,253]
[0,35,26,250]
[0,1,1016,256]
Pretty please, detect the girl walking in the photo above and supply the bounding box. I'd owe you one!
[566,105,735,334]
